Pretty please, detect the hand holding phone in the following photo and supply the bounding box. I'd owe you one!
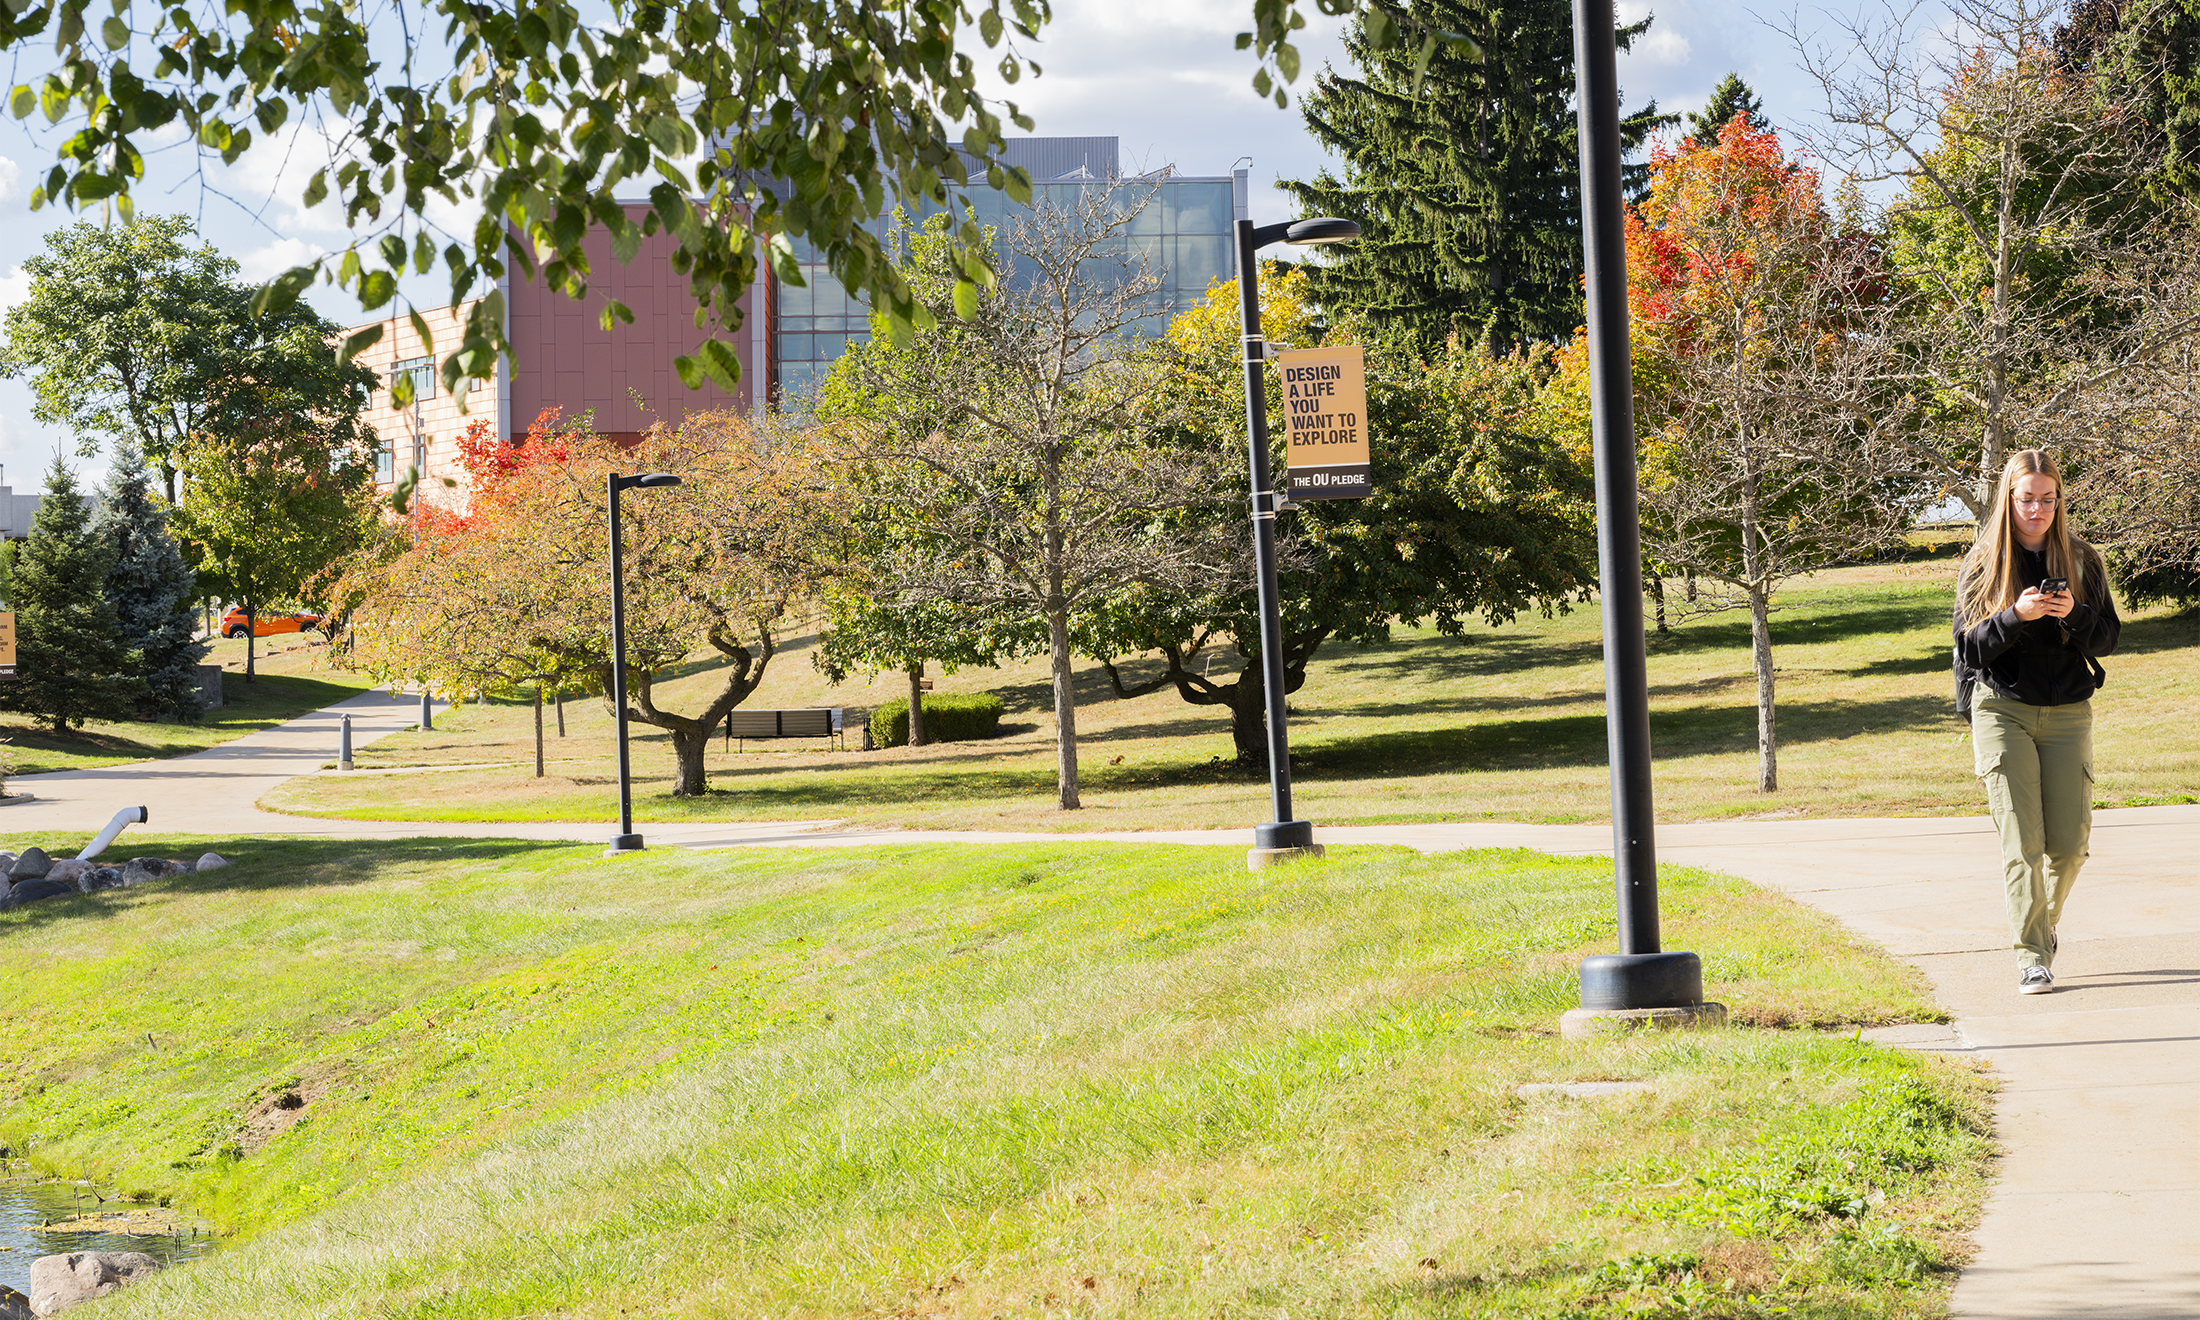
[2020,576,2074,622]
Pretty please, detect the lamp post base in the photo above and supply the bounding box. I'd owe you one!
[1253,820,1314,849]
[604,833,646,856]
[1578,951,1706,1010]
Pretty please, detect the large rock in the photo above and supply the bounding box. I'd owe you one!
[80,867,124,892]
[195,853,229,872]
[0,1284,30,1320]
[118,858,185,886]
[1,879,75,909]
[27,1251,161,1316]
[44,860,88,890]
[9,847,50,880]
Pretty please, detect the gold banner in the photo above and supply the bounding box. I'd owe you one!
[1275,344,1370,499]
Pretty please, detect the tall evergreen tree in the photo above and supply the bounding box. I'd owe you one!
[1685,73,1771,144]
[1281,0,1673,352]
[2057,0,2200,205]
[2,458,141,732]
[97,441,208,721]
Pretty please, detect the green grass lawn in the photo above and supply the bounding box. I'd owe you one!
[262,560,2200,829]
[0,834,1987,1318]
[3,629,375,777]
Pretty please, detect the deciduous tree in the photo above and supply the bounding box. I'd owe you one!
[0,216,372,502]
[1787,0,2179,510]
[340,416,833,796]
[1568,118,1926,791]
[820,193,1229,810]
[1088,268,1598,768]
[175,416,379,684]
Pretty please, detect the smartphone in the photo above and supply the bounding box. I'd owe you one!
[2040,576,2069,595]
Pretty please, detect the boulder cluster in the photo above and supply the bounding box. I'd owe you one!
[0,846,227,911]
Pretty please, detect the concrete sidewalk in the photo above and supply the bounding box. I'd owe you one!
[6,693,2197,1314]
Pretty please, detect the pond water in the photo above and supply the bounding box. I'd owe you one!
[0,1180,212,1298]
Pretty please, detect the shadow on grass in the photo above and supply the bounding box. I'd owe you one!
[3,674,373,772]
[1296,694,1954,779]
[2118,608,2200,655]
[1646,593,1954,656]
[0,836,578,933]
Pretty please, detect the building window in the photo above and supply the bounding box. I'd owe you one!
[772,170,1239,400]
[375,442,394,483]
[389,355,436,405]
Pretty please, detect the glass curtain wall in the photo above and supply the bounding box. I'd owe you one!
[773,173,1240,401]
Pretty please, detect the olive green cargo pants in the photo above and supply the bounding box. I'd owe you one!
[1972,695,2095,969]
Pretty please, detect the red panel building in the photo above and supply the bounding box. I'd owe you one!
[348,203,765,510]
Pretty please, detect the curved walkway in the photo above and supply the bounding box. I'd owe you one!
[8,690,2199,1317]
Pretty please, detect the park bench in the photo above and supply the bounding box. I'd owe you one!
[723,707,855,752]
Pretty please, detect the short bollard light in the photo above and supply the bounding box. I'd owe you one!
[420,690,433,732]
[339,714,354,772]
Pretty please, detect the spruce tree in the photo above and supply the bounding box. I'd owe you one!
[2058,0,2200,205]
[1685,73,1770,144]
[1281,0,1673,353]
[97,440,209,720]
[3,458,141,732]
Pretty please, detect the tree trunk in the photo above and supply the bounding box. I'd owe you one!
[1685,572,1697,604]
[1228,669,1268,769]
[669,726,709,797]
[1749,583,1777,793]
[244,609,256,684]
[906,662,927,747]
[1649,575,1669,634]
[1739,449,1776,793]
[1048,605,1080,809]
[534,685,545,778]
[556,689,566,736]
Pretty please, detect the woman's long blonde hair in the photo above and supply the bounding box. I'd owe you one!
[1957,449,2101,625]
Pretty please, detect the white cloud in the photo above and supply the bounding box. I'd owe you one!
[237,236,324,283]
[0,157,20,208]
[0,264,30,313]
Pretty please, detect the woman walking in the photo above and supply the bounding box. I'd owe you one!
[1954,450,2121,995]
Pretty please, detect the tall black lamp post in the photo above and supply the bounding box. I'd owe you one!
[1567,0,1711,1023]
[605,470,683,857]
[1234,214,1360,859]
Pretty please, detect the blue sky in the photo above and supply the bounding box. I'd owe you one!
[0,0,1840,492]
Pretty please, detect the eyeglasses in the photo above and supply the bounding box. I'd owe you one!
[2013,496,2060,509]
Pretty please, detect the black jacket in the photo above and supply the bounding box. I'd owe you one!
[1953,547,2120,714]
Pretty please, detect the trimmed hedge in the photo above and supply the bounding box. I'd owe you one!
[870,692,1005,748]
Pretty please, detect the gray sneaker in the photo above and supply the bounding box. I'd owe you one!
[2019,966,2055,995]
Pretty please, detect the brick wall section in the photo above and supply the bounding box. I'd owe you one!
[351,302,503,516]
[506,203,758,442]
[345,204,763,515]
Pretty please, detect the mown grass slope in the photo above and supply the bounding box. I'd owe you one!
[0,834,1987,1318]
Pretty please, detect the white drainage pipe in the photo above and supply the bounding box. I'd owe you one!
[77,807,149,862]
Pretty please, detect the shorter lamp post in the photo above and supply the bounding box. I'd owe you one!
[605,471,684,856]
[1234,214,1360,858]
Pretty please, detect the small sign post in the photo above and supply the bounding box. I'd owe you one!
[1275,344,1371,500]
[0,612,14,680]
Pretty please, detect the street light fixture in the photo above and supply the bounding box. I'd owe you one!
[605,470,684,857]
[1234,211,1362,862]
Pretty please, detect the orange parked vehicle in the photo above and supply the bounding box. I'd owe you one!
[221,607,324,639]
